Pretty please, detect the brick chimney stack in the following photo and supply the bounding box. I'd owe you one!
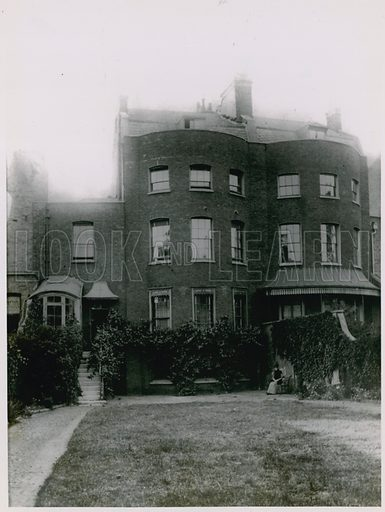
[326,109,342,132]
[234,75,253,118]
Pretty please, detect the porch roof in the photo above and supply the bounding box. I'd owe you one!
[264,268,380,297]
[29,275,83,299]
[83,281,118,300]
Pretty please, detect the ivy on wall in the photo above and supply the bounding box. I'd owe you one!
[271,311,380,398]
[88,311,265,396]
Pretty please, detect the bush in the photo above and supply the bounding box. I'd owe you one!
[12,316,83,407]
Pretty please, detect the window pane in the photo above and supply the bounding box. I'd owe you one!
[279,224,302,263]
[190,167,211,188]
[191,218,212,260]
[47,304,62,327]
[73,224,95,259]
[278,174,300,197]
[151,220,170,261]
[234,292,246,329]
[151,292,171,329]
[321,224,339,263]
[229,171,242,194]
[352,179,359,202]
[231,222,244,262]
[150,168,169,191]
[194,292,214,329]
[320,174,337,197]
[353,229,361,267]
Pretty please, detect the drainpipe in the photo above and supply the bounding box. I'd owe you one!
[370,221,378,277]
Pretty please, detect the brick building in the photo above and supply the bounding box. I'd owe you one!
[7,77,380,390]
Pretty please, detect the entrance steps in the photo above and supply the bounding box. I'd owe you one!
[78,351,105,405]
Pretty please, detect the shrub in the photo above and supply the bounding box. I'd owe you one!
[12,316,83,406]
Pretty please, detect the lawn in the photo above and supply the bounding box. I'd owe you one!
[36,395,381,507]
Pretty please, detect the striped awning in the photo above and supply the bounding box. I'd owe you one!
[264,267,380,297]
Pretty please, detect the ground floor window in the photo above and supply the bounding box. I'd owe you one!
[192,289,215,329]
[43,295,75,327]
[233,290,247,329]
[7,293,21,332]
[149,289,171,329]
[280,302,303,320]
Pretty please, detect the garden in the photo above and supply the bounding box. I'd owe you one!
[8,299,380,425]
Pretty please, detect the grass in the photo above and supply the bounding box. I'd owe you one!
[36,396,380,507]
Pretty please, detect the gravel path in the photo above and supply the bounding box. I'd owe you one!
[8,405,90,507]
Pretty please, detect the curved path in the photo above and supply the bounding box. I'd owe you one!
[8,405,90,507]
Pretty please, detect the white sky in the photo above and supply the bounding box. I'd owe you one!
[4,0,384,199]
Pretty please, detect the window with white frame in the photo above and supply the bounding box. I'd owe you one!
[149,166,170,192]
[233,290,247,329]
[277,174,300,197]
[279,224,302,264]
[43,295,75,327]
[353,228,362,267]
[351,179,360,203]
[149,289,171,330]
[320,174,338,198]
[73,222,95,261]
[190,164,212,190]
[150,219,170,262]
[321,223,340,263]
[193,289,215,329]
[229,169,244,195]
[231,221,245,263]
[191,218,213,261]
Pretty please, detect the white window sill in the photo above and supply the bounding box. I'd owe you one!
[319,195,340,200]
[353,264,362,270]
[232,260,247,266]
[189,188,214,192]
[229,191,245,198]
[321,262,342,266]
[352,201,361,206]
[191,259,215,263]
[148,190,171,195]
[72,259,95,263]
[277,195,301,199]
[149,260,172,265]
[279,262,303,267]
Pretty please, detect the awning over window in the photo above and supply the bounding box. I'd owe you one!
[29,275,83,299]
[83,281,118,300]
[264,268,380,297]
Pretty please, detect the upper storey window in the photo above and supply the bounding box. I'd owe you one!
[190,164,212,190]
[277,174,300,198]
[149,166,170,193]
[279,224,302,265]
[73,222,95,261]
[351,179,360,204]
[191,218,213,261]
[231,221,245,263]
[320,174,339,198]
[151,219,171,262]
[321,223,340,264]
[229,170,244,195]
